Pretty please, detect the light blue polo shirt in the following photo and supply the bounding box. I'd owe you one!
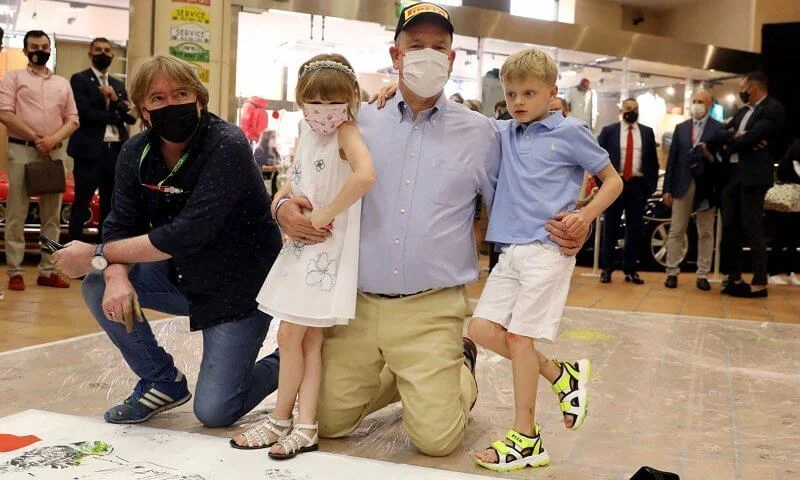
[486,112,610,248]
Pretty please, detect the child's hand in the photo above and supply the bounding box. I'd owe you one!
[561,211,590,237]
[310,211,333,232]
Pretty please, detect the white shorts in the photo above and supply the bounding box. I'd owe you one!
[473,243,576,343]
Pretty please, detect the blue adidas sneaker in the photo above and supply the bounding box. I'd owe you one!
[104,372,192,424]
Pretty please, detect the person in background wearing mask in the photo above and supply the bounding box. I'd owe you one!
[567,78,593,129]
[662,91,725,291]
[449,92,464,104]
[0,30,79,291]
[597,98,659,284]
[52,55,282,427]
[68,37,136,242]
[717,71,785,298]
[278,2,589,457]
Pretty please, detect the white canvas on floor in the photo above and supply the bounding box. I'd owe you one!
[0,410,497,480]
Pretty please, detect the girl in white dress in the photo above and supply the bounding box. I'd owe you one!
[230,54,375,459]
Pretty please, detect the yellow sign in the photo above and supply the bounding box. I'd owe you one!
[172,5,211,24]
[190,62,210,83]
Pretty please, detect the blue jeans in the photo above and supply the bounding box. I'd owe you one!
[82,261,280,427]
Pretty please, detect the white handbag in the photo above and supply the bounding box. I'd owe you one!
[764,183,800,212]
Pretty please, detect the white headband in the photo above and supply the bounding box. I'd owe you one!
[301,60,357,83]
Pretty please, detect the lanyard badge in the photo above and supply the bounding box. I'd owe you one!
[138,143,189,195]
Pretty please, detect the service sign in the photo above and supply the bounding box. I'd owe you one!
[171,23,211,43]
[169,42,210,63]
[171,5,211,24]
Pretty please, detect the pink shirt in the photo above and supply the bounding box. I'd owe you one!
[0,67,79,138]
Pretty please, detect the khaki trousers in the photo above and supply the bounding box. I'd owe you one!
[318,287,477,457]
[5,143,64,277]
[666,179,716,277]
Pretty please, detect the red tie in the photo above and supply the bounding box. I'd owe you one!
[623,126,634,181]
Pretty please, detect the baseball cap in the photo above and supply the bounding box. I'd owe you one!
[394,2,454,40]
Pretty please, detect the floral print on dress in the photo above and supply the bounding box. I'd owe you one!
[303,104,349,135]
[315,159,325,172]
[305,252,338,292]
[291,163,302,185]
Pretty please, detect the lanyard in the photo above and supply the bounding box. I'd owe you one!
[138,143,189,194]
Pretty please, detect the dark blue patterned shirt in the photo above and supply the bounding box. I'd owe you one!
[103,113,282,330]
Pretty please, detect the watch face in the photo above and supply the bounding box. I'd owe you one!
[91,256,109,270]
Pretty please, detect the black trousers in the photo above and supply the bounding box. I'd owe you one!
[68,142,122,241]
[601,176,648,273]
[767,211,800,276]
[720,174,769,285]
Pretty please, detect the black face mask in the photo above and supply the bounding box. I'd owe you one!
[147,103,201,143]
[92,53,113,70]
[27,50,50,66]
[623,110,639,124]
[739,88,751,104]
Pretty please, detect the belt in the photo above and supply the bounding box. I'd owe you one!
[372,289,432,299]
[9,137,63,149]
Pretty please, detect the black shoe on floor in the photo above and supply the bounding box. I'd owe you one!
[664,275,678,289]
[696,278,711,291]
[748,287,768,298]
[625,272,645,285]
[600,270,612,284]
[727,282,752,297]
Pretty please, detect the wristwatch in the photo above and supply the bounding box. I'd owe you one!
[91,244,109,271]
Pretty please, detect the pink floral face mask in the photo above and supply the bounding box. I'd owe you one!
[303,103,349,135]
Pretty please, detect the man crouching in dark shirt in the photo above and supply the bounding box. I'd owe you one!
[54,55,282,427]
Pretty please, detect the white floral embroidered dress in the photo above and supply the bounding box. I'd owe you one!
[256,122,361,327]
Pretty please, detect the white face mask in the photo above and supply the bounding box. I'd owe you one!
[690,103,707,119]
[400,48,450,98]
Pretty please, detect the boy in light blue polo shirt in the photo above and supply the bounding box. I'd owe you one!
[468,48,623,472]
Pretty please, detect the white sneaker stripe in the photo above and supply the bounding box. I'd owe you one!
[138,397,160,410]
[143,392,167,406]
[149,388,175,403]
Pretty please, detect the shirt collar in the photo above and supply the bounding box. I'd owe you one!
[91,66,108,81]
[26,65,52,79]
[394,88,447,125]
[512,111,564,132]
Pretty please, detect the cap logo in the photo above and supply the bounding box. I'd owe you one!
[404,3,449,24]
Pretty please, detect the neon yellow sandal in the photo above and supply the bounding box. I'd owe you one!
[552,358,592,430]
[474,425,550,472]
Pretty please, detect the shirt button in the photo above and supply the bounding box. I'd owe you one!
[411,153,416,157]
[393,269,398,274]
[394,239,400,245]
[178,274,183,280]
[404,180,410,185]
[414,126,419,130]
[525,135,530,140]
[400,208,406,214]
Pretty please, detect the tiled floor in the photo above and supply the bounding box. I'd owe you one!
[2,263,798,353]
[1,309,798,479]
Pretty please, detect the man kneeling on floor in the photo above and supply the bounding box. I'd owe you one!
[53,55,282,427]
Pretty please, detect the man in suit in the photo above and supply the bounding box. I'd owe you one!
[662,90,725,291]
[67,37,135,241]
[598,98,660,284]
[718,71,785,298]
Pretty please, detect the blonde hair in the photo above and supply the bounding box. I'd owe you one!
[500,48,558,86]
[295,53,360,121]
[129,55,209,122]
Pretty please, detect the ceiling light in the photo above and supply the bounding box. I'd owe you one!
[726,93,736,103]
[666,86,675,96]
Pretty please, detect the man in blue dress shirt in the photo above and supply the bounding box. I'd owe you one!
[274,2,589,457]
